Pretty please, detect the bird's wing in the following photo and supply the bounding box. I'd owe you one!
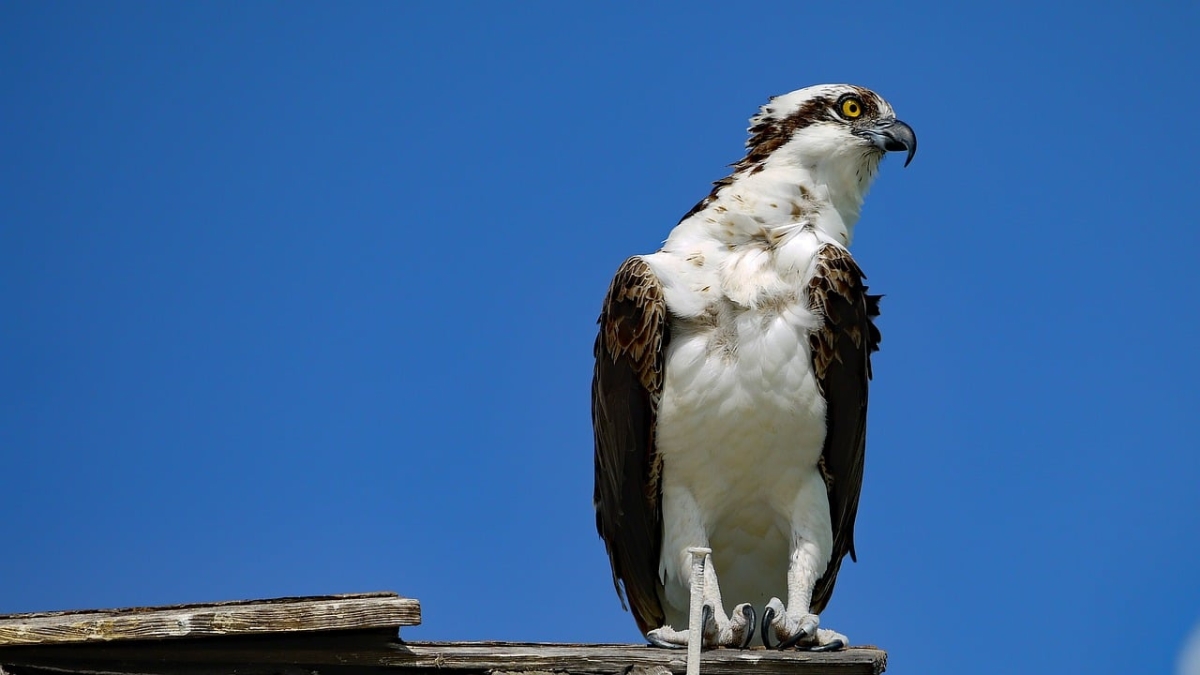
[807,243,882,614]
[592,256,669,635]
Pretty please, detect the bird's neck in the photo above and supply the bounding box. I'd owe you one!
[685,160,876,248]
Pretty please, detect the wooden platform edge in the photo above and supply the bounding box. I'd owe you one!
[0,593,421,646]
[391,641,888,675]
[0,595,885,675]
[0,635,887,675]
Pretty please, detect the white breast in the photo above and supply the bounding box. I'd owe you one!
[641,223,840,621]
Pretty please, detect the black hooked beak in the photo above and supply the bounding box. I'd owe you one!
[857,118,917,167]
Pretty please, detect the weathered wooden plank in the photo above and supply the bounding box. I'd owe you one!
[0,594,420,646]
[4,664,391,675]
[385,642,887,675]
[0,592,884,675]
[0,628,397,666]
[1,633,886,675]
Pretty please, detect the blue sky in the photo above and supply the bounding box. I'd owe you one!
[3,2,1198,674]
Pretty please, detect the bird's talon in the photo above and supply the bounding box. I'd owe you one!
[778,615,818,649]
[645,627,686,649]
[760,605,777,649]
[809,638,846,653]
[646,634,681,649]
[738,605,756,650]
[701,604,716,648]
[777,629,810,650]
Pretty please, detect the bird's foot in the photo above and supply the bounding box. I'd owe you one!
[646,603,756,649]
[760,598,847,651]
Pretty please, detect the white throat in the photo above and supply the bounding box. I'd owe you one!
[681,148,880,250]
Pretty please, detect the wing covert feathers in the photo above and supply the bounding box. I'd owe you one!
[592,257,668,635]
[807,244,882,615]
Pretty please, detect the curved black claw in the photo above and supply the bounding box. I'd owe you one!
[738,605,756,650]
[760,605,777,650]
[701,603,715,648]
[777,626,813,650]
[809,638,846,653]
[760,607,816,650]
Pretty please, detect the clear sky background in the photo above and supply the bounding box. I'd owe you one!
[3,3,1198,674]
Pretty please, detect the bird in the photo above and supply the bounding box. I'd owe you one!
[591,84,915,650]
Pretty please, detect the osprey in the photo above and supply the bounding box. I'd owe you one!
[592,84,914,650]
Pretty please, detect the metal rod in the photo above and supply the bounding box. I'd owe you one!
[686,546,711,675]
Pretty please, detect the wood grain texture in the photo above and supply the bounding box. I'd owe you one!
[1,635,886,675]
[0,594,420,646]
[388,642,886,675]
[0,628,397,666]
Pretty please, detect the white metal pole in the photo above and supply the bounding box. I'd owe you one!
[686,547,711,675]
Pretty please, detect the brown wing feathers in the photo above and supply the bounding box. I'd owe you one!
[592,257,669,634]
[807,244,881,614]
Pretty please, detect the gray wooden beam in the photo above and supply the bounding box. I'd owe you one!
[0,593,420,646]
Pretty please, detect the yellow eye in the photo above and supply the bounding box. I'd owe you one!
[841,97,863,118]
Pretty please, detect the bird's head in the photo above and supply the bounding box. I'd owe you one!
[737,84,916,202]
